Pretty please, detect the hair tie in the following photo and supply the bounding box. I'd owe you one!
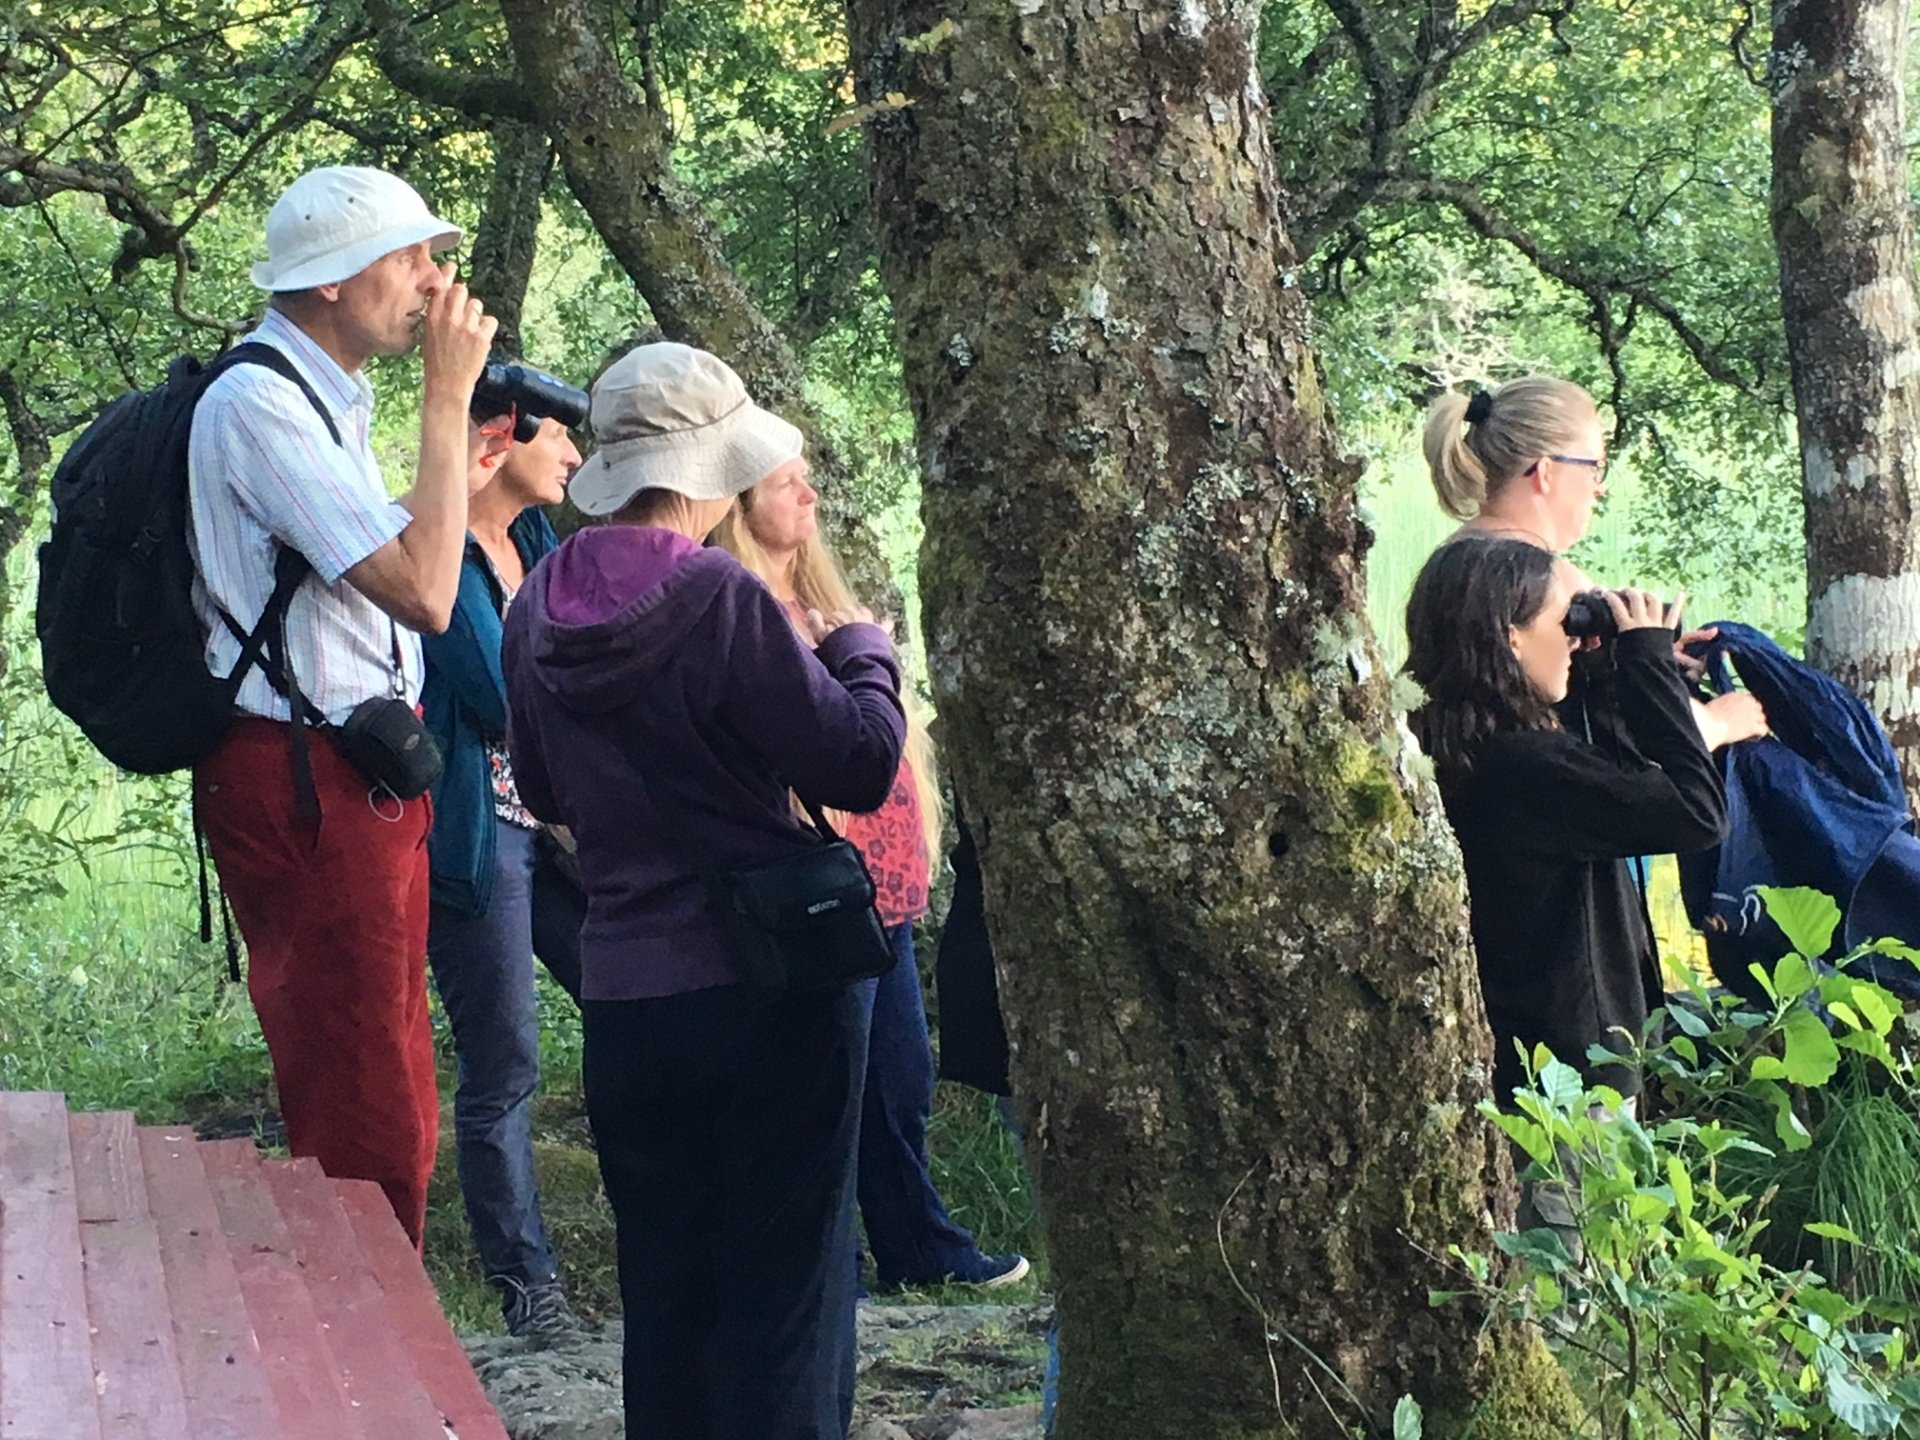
[1464,390,1493,425]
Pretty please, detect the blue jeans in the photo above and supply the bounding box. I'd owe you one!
[426,821,581,1288]
[856,923,992,1288]
[585,982,867,1439]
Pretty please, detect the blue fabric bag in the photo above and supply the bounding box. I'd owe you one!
[1675,622,1920,1002]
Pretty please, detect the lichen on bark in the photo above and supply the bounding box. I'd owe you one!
[845,0,1582,1434]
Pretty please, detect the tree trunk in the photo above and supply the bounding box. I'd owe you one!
[846,2,1577,1435]
[467,118,553,360]
[494,0,894,605]
[0,369,53,678]
[1772,0,1920,795]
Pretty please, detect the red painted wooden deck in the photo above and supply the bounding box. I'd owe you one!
[0,1093,510,1439]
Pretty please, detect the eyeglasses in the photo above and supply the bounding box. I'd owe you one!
[1549,454,1607,482]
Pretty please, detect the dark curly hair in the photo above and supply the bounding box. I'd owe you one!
[1404,535,1563,773]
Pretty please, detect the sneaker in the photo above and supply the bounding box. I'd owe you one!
[955,1253,1031,1289]
[498,1276,586,1345]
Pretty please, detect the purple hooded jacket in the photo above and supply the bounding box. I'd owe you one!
[501,526,906,1001]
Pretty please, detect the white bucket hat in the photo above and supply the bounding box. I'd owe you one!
[568,343,804,517]
[251,166,462,292]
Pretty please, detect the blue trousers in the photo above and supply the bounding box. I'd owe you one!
[426,822,582,1288]
[856,923,992,1288]
[585,982,867,1440]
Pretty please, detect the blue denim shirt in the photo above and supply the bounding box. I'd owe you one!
[423,509,559,916]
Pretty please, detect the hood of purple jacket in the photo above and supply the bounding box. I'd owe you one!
[516,526,731,715]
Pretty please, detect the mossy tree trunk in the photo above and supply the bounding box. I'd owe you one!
[486,0,895,602]
[845,3,1579,1436]
[1772,0,1920,796]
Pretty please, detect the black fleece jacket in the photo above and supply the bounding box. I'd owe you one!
[1438,628,1728,1103]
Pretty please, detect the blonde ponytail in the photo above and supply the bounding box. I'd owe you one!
[1423,391,1490,520]
[1423,376,1598,520]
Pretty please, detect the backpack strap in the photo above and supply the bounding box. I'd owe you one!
[207,342,343,830]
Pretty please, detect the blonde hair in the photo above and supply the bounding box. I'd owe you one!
[1422,376,1597,520]
[712,501,944,860]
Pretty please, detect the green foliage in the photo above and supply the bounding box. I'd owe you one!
[1452,904,1920,1437]
[1266,0,1805,605]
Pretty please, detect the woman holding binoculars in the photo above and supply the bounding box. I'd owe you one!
[1410,377,1769,1130]
[1421,376,1768,751]
[1404,537,1727,1116]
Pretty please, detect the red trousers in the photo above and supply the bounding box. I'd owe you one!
[195,718,440,1248]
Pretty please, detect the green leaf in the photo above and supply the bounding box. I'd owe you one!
[1668,1002,1710,1037]
[1805,1221,1863,1245]
[1393,1394,1423,1440]
[1824,1367,1901,1436]
[1782,1006,1841,1087]
[1490,1114,1553,1165]
[1667,1154,1694,1219]
[1628,1189,1672,1225]
[1774,951,1818,1000]
[1537,1058,1586,1111]
[1761,1081,1813,1151]
[1495,1227,1577,1272]
[1760,886,1841,960]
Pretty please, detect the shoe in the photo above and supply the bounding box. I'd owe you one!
[876,1252,1032,1293]
[498,1275,586,1344]
[954,1253,1031,1289]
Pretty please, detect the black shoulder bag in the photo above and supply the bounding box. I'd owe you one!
[646,775,897,1004]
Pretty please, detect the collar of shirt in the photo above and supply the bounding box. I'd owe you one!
[250,309,376,440]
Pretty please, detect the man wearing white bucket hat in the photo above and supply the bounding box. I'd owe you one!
[188,165,495,1248]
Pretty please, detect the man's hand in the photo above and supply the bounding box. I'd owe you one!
[421,266,496,407]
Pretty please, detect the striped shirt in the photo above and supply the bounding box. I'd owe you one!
[187,309,422,722]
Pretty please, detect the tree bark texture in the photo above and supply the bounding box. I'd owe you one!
[467,118,553,360]
[0,369,53,677]
[494,0,894,605]
[846,3,1577,1435]
[1772,0,1920,795]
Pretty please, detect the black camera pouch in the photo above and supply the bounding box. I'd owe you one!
[332,696,444,800]
[708,836,897,1005]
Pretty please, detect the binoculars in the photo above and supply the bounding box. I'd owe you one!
[1562,591,1618,639]
[1563,590,1683,640]
[470,363,590,443]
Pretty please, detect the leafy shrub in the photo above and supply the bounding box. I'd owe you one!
[1445,887,1920,1438]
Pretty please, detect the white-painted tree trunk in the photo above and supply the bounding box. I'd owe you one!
[1772,0,1920,796]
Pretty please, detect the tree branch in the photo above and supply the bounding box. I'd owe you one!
[366,0,541,123]
[467,117,553,357]
[1382,170,1761,396]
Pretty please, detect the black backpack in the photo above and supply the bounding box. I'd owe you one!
[36,342,336,775]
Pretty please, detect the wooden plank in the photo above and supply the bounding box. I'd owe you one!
[336,1180,509,1440]
[68,1113,189,1440]
[136,1127,279,1440]
[201,1139,364,1440]
[0,1091,104,1440]
[262,1160,449,1440]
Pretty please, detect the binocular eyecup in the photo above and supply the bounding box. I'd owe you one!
[1562,591,1617,639]
[470,363,590,444]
